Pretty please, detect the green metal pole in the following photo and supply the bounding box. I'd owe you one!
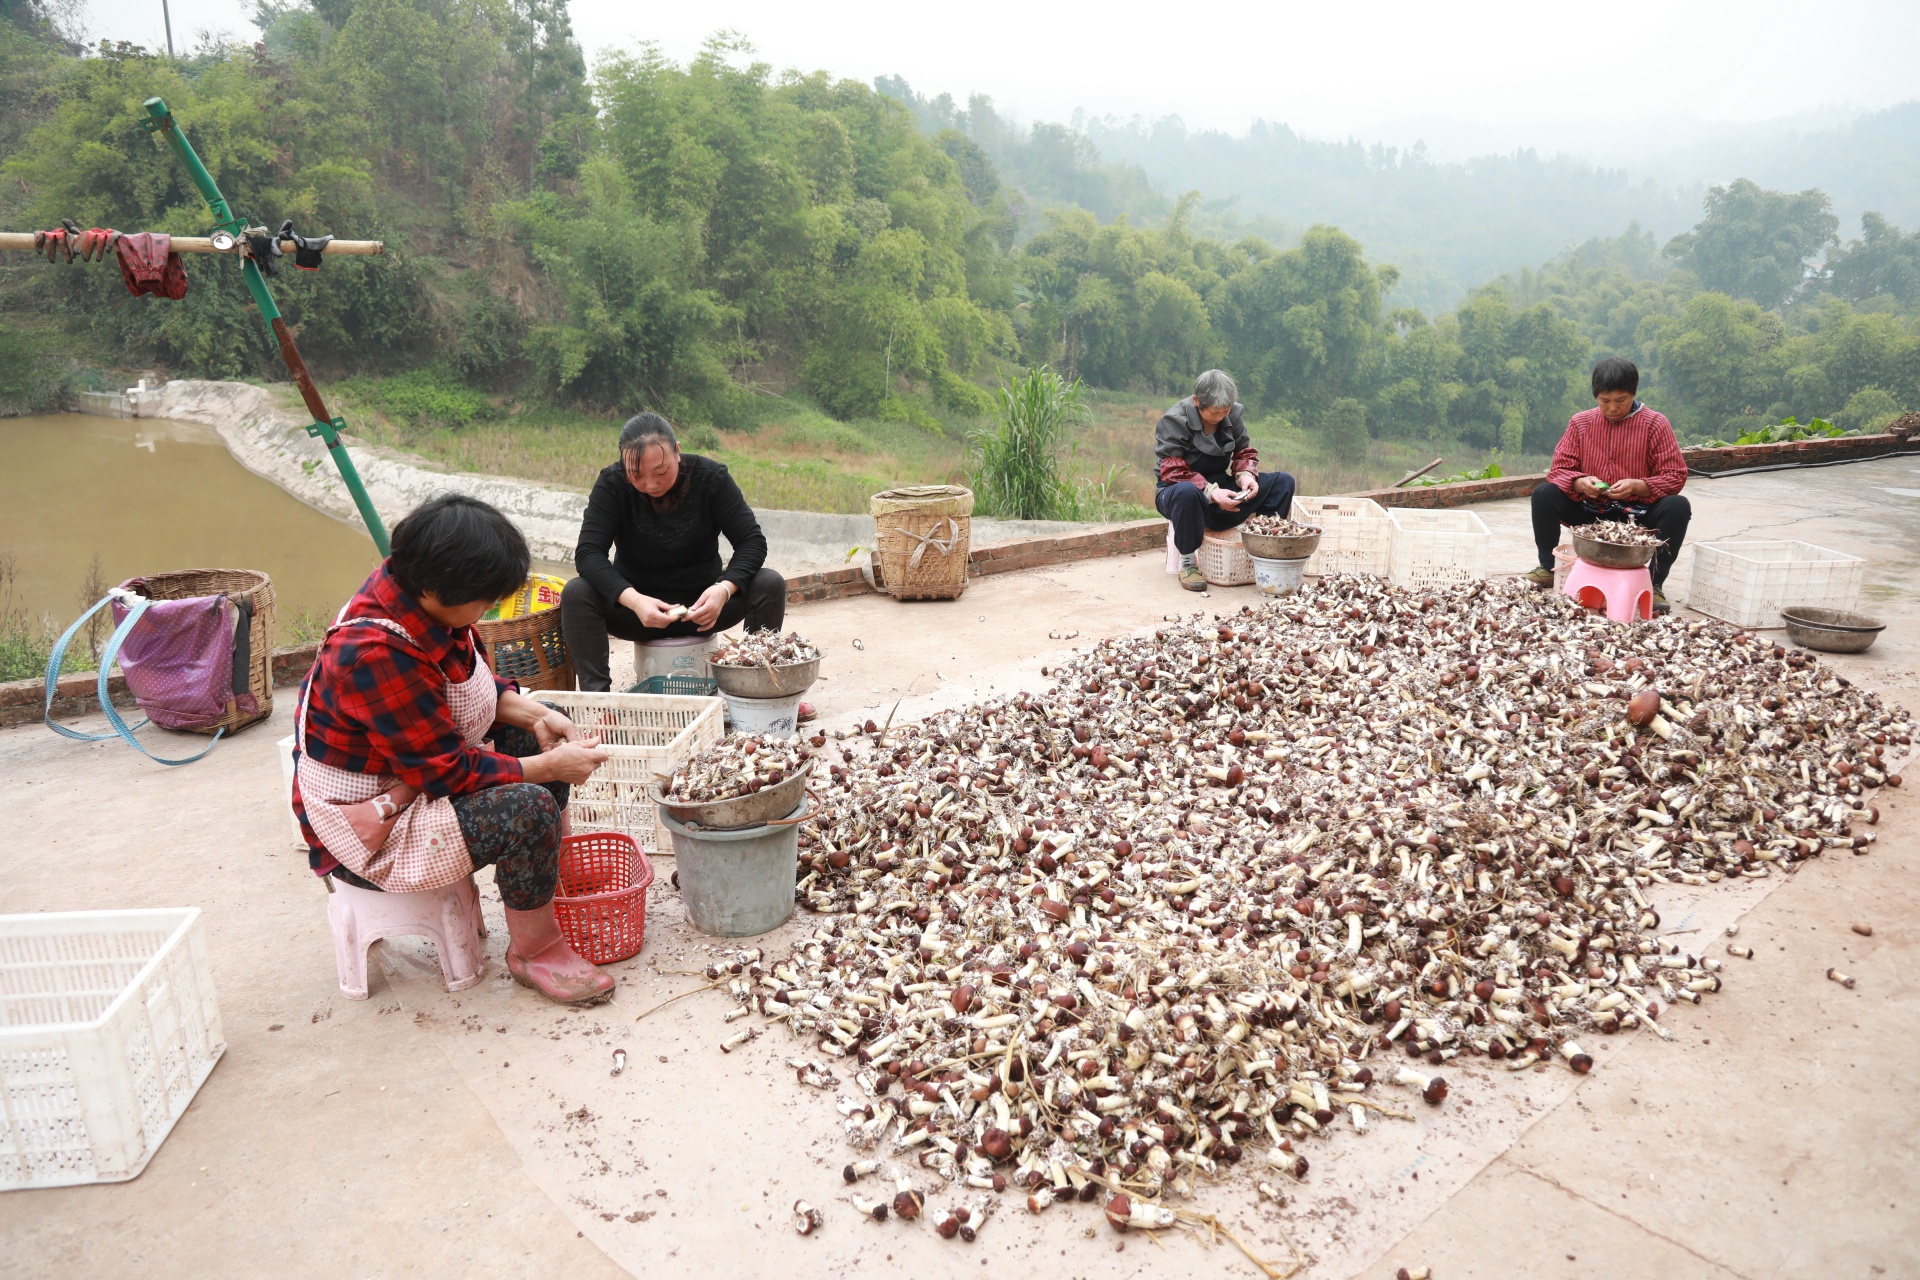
[141,96,391,556]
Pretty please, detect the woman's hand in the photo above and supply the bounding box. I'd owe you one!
[532,706,583,752]
[624,591,682,629]
[686,581,733,631]
[1207,483,1245,510]
[524,736,609,786]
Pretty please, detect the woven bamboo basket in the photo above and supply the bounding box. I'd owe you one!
[871,485,973,601]
[475,607,573,692]
[132,568,275,734]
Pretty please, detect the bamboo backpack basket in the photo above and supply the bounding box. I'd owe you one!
[473,609,574,693]
[871,485,974,601]
[141,568,277,733]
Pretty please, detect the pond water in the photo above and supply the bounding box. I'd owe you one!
[0,414,384,636]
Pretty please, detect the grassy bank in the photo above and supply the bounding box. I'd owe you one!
[328,377,1539,517]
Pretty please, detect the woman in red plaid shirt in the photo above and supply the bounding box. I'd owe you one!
[1529,358,1692,612]
[293,495,616,1003]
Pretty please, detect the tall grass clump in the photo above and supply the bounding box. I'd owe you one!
[970,366,1087,520]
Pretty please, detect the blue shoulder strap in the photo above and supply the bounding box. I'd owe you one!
[43,593,224,765]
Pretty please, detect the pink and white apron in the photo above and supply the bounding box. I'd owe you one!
[296,615,499,894]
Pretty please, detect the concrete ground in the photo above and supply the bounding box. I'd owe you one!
[3,458,1916,1279]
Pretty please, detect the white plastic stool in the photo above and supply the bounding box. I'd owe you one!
[277,735,305,849]
[327,875,489,999]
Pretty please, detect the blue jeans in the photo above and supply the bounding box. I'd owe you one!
[1156,472,1297,555]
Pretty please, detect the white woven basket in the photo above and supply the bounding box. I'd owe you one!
[1294,496,1392,577]
[532,692,724,850]
[1,908,225,1189]
[1685,540,1864,628]
[1197,527,1254,586]
[1387,508,1491,587]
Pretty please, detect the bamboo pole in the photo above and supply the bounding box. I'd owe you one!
[0,232,383,255]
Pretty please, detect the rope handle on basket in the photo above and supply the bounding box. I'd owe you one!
[43,591,224,765]
[900,517,963,569]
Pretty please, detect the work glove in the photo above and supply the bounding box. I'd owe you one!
[244,223,284,277]
[77,228,120,263]
[34,226,74,263]
[289,226,333,271]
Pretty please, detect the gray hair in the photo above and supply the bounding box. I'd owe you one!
[1193,369,1238,409]
[618,411,678,459]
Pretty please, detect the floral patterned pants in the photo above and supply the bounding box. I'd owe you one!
[331,725,569,910]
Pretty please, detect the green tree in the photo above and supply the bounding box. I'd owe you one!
[1838,385,1903,432]
[1665,178,1837,310]
[1323,396,1368,463]
[1648,292,1785,437]
[1824,212,1920,313]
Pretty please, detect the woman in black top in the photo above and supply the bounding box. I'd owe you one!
[560,413,785,692]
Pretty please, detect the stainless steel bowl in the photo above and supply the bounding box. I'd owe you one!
[654,760,813,831]
[710,657,821,699]
[1781,607,1885,654]
[1571,531,1656,569]
[1240,527,1322,561]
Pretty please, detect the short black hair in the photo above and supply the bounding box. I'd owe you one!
[388,493,531,607]
[619,412,678,460]
[1592,357,1639,396]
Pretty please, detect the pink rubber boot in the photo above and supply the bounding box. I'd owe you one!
[503,904,614,1004]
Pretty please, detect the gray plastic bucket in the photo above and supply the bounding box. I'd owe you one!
[1250,554,1310,597]
[658,796,806,937]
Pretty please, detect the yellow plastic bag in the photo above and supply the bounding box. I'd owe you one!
[486,573,567,621]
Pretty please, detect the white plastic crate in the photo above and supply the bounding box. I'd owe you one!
[1387,508,1492,587]
[1197,527,1253,586]
[1685,540,1865,629]
[532,691,724,850]
[1294,496,1392,577]
[1,908,225,1190]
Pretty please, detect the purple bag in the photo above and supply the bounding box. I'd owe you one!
[109,586,256,728]
[44,578,255,764]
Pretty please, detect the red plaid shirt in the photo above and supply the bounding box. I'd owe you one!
[292,564,522,855]
[1547,404,1689,500]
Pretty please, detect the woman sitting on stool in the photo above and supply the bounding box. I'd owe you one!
[561,413,788,694]
[1154,369,1297,591]
[292,494,614,1004]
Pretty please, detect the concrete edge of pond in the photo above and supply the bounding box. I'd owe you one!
[79,380,1110,572]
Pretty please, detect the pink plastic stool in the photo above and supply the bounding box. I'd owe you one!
[1165,524,1180,574]
[328,875,489,999]
[1562,558,1653,623]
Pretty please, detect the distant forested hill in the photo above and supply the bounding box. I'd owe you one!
[879,78,1920,315]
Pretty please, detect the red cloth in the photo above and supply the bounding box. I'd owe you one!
[1546,405,1688,500]
[291,563,522,854]
[113,232,188,300]
[1157,445,1259,488]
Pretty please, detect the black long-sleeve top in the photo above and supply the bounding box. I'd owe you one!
[574,455,768,606]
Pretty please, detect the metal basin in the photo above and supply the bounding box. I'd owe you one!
[1241,528,1322,561]
[1571,531,1656,569]
[1781,607,1885,654]
[654,759,813,832]
[710,657,821,699]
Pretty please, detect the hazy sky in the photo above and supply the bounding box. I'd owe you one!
[81,0,1920,147]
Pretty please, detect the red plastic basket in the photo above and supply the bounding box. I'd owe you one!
[553,832,654,965]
